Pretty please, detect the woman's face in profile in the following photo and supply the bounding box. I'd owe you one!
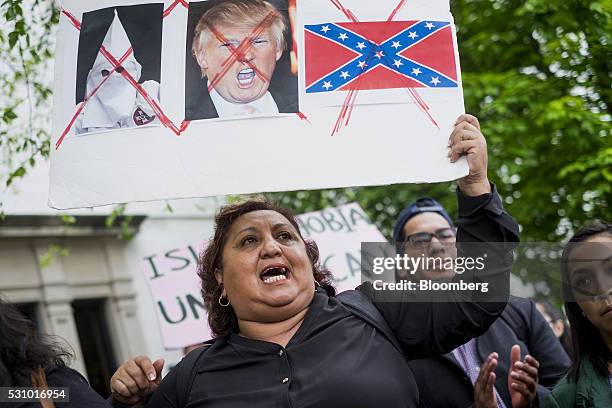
[568,233,612,336]
[216,210,315,323]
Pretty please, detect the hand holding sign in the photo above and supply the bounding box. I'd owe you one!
[449,114,491,196]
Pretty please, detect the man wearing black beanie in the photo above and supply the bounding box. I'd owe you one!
[394,195,570,408]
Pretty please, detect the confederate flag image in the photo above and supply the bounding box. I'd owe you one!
[305,20,458,93]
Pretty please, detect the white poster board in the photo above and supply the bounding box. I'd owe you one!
[140,240,214,349]
[140,202,386,349]
[50,0,467,209]
[296,202,387,293]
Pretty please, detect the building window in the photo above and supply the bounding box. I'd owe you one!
[72,298,117,397]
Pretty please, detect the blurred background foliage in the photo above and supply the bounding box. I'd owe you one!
[1,0,57,192]
[1,0,610,244]
[268,0,611,244]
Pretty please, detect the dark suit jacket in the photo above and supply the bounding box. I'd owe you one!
[185,82,299,121]
[409,297,571,408]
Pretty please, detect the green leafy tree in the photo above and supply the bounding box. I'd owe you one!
[269,0,611,244]
[454,0,611,241]
[1,0,58,190]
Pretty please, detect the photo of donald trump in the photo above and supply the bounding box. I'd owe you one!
[185,0,298,120]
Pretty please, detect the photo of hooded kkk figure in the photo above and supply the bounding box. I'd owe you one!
[74,4,163,135]
[185,0,298,120]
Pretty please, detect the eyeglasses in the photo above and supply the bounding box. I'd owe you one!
[403,228,456,249]
[571,288,612,302]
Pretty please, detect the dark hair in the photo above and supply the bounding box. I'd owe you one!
[561,221,612,381]
[392,197,454,243]
[534,299,573,356]
[0,299,73,387]
[197,199,335,337]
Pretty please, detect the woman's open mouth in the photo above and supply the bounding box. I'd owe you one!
[237,68,256,89]
[260,265,290,284]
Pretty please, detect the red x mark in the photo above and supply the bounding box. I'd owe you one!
[57,3,307,148]
[333,34,440,134]
[202,12,310,121]
[329,0,359,23]
[163,0,189,18]
[55,47,134,149]
[57,5,190,150]
[58,2,416,147]
[327,0,439,135]
[387,0,408,22]
[205,11,277,93]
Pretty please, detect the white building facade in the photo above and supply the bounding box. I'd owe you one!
[0,161,220,396]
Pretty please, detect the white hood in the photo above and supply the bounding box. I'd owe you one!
[82,11,142,129]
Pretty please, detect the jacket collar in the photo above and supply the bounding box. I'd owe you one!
[574,357,612,407]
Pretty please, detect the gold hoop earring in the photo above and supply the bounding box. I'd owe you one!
[218,295,230,307]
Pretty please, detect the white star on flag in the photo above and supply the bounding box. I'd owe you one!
[391,41,401,49]
[408,31,419,40]
[321,25,330,33]
[393,59,403,68]
[425,22,435,29]
[430,76,440,86]
[322,81,333,90]
[340,71,350,79]
[338,33,348,41]
[356,42,366,50]
[412,67,422,76]
[375,50,385,59]
[357,61,367,69]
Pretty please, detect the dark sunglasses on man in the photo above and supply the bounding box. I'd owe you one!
[403,228,456,250]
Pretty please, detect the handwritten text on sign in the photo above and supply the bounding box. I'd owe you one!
[140,203,386,349]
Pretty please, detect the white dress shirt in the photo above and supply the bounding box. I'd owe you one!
[209,87,279,119]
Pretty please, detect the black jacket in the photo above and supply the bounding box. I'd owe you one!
[409,297,571,408]
[13,366,110,408]
[112,186,520,408]
[185,82,298,121]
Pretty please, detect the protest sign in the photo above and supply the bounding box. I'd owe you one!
[50,0,467,209]
[140,202,385,349]
[140,241,213,349]
[296,202,387,293]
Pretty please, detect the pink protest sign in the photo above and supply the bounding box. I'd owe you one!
[140,241,213,350]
